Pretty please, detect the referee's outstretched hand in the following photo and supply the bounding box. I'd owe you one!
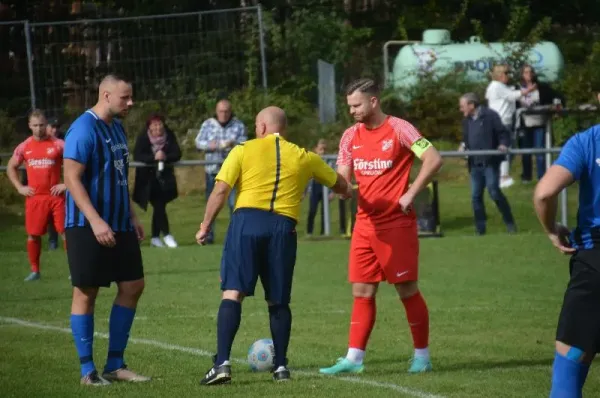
[91,218,116,247]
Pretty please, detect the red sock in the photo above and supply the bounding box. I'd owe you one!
[401,291,429,349]
[348,297,376,350]
[27,239,41,273]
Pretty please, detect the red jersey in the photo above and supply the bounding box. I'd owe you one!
[13,136,64,196]
[337,116,424,229]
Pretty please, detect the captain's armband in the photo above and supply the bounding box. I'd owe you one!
[410,138,433,159]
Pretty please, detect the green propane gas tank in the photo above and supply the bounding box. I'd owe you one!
[391,29,564,91]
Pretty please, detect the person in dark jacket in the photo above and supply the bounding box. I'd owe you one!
[133,115,182,248]
[459,92,517,235]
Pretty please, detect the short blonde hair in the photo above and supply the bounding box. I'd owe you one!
[28,109,46,121]
[491,64,509,81]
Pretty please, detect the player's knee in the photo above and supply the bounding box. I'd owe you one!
[72,287,99,312]
[117,279,145,300]
[266,300,290,309]
[352,283,378,298]
[222,290,245,302]
[394,280,418,299]
[27,235,41,241]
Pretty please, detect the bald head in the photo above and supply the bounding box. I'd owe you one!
[255,106,287,138]
[96,74,133,119]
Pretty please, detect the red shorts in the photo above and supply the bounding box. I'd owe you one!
[349,223,419,284]
[25,195,65,236]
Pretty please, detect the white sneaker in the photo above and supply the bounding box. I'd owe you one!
[163,235,178,248]
[500,177,514,189]
[150,237,165,247]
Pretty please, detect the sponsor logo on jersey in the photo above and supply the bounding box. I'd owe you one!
[27,158,55,168]
[353,158,393,175]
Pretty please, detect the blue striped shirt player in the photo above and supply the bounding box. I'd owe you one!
[63,74,149,386]
[65,110,133,232]
[533,123,600,397]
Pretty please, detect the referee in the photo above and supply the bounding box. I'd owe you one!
[196,106,351,385]
[63,75,150,386]
[533,122,600,397]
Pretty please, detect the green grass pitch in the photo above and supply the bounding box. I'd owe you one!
[0,178,597,397]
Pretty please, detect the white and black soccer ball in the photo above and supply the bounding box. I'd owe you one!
[247,338,275,372]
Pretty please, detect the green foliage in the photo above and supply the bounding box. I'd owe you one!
[382,70,485,141]
[264,9,372,95]
[0,110,17,148]
[557,42,600,105]
[0,173,21,207]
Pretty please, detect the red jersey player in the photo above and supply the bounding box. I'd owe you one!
[319,78,443,375]
[7,109,66,282]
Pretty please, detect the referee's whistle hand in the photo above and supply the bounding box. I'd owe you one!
[91,219,116,247]
[196,226,210,246]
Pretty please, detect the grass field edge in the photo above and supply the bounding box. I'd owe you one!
[0,316,446,398]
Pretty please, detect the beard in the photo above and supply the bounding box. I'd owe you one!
[353,109,374,123]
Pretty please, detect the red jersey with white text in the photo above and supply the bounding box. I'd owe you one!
[13,136,64,196]
[337,116,423,229]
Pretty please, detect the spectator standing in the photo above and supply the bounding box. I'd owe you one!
[485,64,537,188]
[306,139,333,236]
[516,64,562,183]
[45,117,62,249]
[46,117,64,139]
[133,115,182,248]
[195,99,247,244]
[459,93,517,235]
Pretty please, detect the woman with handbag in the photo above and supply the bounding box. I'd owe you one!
[133,114,182,248]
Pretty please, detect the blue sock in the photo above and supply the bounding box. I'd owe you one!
[70,314,95,377]
[215,299,242,366]
[269,304,292,368]
[550,351,583,398]
[104,304,136,373]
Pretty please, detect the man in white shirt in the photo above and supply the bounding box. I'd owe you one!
[485,64,537,188]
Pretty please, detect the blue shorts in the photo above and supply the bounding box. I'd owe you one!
[220,208,297,304]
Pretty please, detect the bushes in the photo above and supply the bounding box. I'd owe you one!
[0,110,18,148]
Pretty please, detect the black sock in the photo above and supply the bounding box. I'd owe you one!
[268,304,292,368]
[215,299,242,366]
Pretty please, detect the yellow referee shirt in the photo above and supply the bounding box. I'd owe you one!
[216,134,338,222]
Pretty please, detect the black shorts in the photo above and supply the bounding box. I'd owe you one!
[66,226,144,288]
[220,208,297,305]
[556,248,600,353]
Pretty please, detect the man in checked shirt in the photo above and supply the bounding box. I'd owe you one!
[196,99,248,244]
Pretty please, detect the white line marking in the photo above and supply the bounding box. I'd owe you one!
[0,316,444,398]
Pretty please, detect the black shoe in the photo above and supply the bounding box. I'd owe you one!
[200,364,231,385]
[507,224,517,234]
[272,366,291,382]
[48,241,58,251]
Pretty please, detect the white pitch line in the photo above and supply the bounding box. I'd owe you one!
[0,316,444,398]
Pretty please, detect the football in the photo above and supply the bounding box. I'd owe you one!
[247,338,275,372]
